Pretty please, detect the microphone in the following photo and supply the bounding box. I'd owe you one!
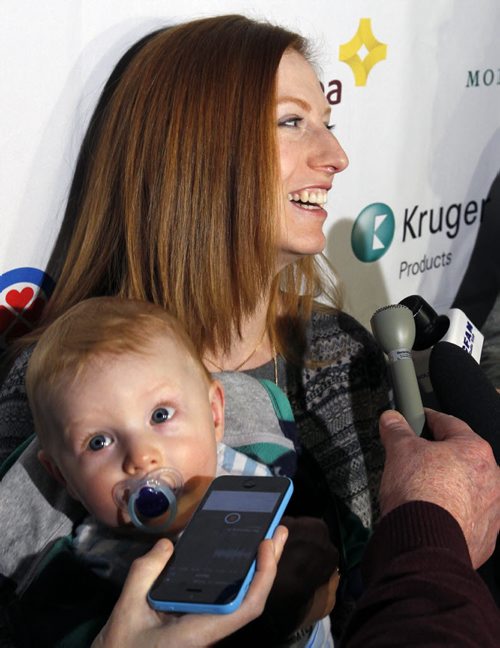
[429,341,500,463]
[370,304,425,436]
[399,295,484,405]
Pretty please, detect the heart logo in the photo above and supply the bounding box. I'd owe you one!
[6,287,35,312]
[0,268,55,348]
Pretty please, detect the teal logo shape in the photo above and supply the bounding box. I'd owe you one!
[351,203,395,262]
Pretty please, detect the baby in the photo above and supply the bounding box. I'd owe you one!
[26,296,277,541]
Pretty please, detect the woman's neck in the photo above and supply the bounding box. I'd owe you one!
[203,299,275,373]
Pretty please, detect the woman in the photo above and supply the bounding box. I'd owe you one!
[0,13,391,643]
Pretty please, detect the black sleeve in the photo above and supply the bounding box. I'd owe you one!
[453,173,500,328]
[341,501,500,647]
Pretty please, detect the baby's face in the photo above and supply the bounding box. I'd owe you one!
[41,336,223,535]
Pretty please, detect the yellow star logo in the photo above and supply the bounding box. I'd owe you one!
[339,18,387,86]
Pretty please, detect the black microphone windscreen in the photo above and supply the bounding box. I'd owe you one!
[429,341,500,463]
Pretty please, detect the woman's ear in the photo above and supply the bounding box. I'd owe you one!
[208,379,225,442]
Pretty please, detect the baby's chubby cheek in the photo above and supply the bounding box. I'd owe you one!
[88,494,126,529]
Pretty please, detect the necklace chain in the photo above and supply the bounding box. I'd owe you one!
[204,333,279,386]
[204,328,267,373]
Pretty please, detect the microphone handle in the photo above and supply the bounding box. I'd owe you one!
[388,350,425,436]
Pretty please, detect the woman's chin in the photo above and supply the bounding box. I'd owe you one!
[277,239,326,267]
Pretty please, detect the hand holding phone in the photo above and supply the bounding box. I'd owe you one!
[91,528,288,648]
[147,475,293,615]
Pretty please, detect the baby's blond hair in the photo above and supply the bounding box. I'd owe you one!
[26,296,211,445]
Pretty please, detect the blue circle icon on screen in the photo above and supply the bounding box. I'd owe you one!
[224,513,241,524]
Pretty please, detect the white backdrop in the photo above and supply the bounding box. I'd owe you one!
[1,0,499,346]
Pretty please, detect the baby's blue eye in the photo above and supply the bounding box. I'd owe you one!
[88,434,113,451]
[151,407,175,424]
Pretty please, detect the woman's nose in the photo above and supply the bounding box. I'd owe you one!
[123,437,163,475]
[310,129,349,175]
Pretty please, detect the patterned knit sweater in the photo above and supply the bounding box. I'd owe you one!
[246,309,392,531]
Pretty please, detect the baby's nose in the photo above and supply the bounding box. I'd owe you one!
[123,438,163,475]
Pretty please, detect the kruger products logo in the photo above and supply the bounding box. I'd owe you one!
[351,203,395,262]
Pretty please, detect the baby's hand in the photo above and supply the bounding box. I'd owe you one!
[265,516,340,635]
[299,567,340,628]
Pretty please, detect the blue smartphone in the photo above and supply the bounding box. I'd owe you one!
[147,474,293,614]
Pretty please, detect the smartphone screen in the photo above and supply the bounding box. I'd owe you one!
[148,475,293,614]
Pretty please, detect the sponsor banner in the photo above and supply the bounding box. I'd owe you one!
[0,268,54,349]
[1,0,499,334]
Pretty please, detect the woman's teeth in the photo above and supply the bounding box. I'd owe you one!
[288,189,328,207]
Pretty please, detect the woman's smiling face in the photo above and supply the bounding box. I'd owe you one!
[276,49,349,268]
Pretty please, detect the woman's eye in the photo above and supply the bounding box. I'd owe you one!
[278,116,303,128]
[326,123,336,132]
[151,407,176,424]
[88,434,113,451]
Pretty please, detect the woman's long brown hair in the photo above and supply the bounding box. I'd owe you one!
[12,14,342,362]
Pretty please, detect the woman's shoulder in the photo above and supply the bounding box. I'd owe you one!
[310,307,368,332]
[0,346,35,465]
[308,307,382,358]
[302,307,391,411]
[0,346,33,395]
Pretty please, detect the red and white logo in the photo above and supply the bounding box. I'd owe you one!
[0,268,54,349]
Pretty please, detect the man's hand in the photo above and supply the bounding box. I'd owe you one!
[378,408,500,568]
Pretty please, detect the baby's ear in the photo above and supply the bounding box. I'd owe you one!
[37,448,68,488]
[209,379,225,442]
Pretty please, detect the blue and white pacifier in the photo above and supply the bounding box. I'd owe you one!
[113,467,184,534]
